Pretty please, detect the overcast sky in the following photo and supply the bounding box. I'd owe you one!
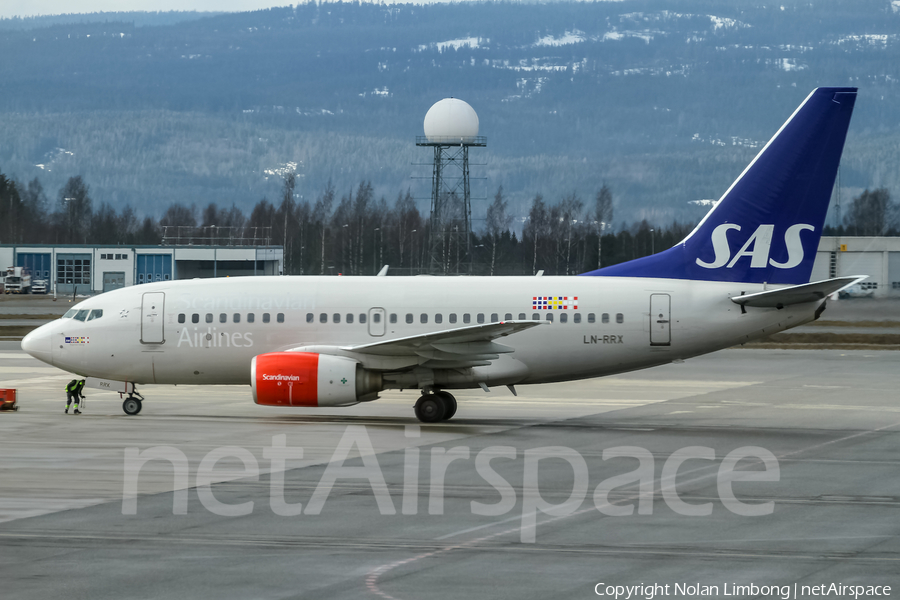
[2,1,297,19]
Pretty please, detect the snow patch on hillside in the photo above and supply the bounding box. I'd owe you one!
[419,37,486,52]
[534,30,585,47]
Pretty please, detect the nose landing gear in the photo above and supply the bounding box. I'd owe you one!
[122,389,145,416]
[414,390,458,423]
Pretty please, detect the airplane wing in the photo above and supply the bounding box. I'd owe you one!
[287,320,546,370]
[731,276,867,308]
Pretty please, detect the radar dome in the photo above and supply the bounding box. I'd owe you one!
[423,98,479,143]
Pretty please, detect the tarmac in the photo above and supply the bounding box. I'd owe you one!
[1,338,898,600]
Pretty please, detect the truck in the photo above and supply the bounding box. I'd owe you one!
[3,267,31,294]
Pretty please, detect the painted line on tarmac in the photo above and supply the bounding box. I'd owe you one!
[366,416,900,600]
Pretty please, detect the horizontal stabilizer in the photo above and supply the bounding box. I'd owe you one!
[731,276,867,308]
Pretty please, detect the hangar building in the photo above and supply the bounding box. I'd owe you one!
[0,244,284,295]
[812,236,900,298]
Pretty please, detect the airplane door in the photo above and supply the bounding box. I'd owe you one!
[649,294,671,347]
[141,292,165,344]
[368,307,386,337]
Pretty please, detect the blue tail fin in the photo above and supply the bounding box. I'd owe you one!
[583,87,857,284]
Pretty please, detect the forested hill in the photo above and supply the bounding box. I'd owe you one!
[1,0,899,225]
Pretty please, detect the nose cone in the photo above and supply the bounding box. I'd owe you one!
[22,325,53,365]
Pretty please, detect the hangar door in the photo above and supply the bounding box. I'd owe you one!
[56,253,92,295]
[17,253,51,281]
[838,252,882,288]
[136,254,172,284]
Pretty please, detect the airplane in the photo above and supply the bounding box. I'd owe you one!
[21,87,864,423]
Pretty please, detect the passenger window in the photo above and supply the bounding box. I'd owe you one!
[505,313,512,321]
[263,313,271,323]
[219,313,227,323]
[277,313,285,323]
[359,313,367,324]
[602,313,610,324]
[320,313,327,324]
[306,313,313,323]
[206,313,213,323]
[588,313,596,324]
[518,313,526,320]
[560,313,568,323]
[616,313,624,324]
[87,309,103,321]
[463,314,471,324]
[532,313,541,321]
[491,313,498,323]
[574,313,582,324]
[178,313,186,324]
[477,313,485,324]
[406,313,413,324]
[546,313,554,322]
[435,314,442,324]
[420,313,428,324]
[247,313,255,323]
[333,313,341,324]
[389,313,396,324]
[346,313,354,324]
[449,313,457,324]
[233,313,241,323]
[192,313,199,324]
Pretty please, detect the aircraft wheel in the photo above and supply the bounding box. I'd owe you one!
[414,394,445,423]
[434,391,457,420]
[123,397,142,416]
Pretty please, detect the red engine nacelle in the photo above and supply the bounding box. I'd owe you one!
[251,352,382,407]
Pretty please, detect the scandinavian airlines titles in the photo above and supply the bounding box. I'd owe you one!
[696,223,814,269]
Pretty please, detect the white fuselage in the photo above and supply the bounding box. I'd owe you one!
[24,275,819,390]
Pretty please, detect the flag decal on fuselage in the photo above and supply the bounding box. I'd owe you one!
[532,296,578,310]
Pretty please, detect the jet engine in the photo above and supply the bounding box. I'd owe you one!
[251,352,382,407]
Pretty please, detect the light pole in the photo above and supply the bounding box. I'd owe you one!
[411,229,417,274]
[650,228,655,255]
[373,227,380,274]
[342,224,349,275]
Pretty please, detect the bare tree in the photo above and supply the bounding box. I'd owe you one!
[117,205,138,244]
[313,181,335,274]
[57,176,93,244]
[844,188,895,236]
[594,183,614,269]
[485,186,512,276]
[524,194,548,275]
[394,189,422,272]
[279,172,296,273]
[90,202,119,245]
[0,174,24,244]
[249,198,276,245]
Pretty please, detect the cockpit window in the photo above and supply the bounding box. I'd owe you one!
[87,309,103,321]
[73,310,89,322]
[63,309,78,319]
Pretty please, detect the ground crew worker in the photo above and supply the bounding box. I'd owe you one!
[65,379,86,414]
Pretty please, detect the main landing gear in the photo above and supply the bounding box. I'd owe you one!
[414,390,458,423]
[122,388,145,416]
